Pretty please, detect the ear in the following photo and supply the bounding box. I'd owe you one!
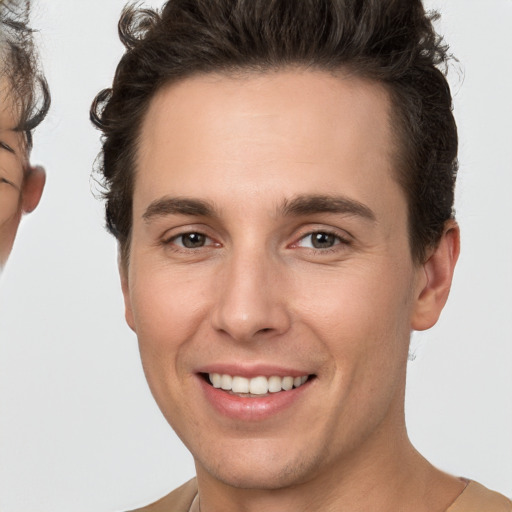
[411,220,460,331]
[119,249,136,332]
[21,165,45,213]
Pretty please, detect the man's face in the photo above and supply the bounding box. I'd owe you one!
[124,70,430,489]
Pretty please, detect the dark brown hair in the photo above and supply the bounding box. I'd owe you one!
[91,0,458,264]
[1,1,50,149]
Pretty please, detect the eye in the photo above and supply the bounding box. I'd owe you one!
[295,231,346,250]
[174,232,207,248]
[0,141,13,152]
[167,232,216,249]
[0,176,15,187]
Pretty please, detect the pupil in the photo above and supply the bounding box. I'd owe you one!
[183,233,205,248]
[312,232,335,248]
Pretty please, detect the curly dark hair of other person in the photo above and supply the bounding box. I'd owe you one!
[91,0,458,266]
[0,0,50,149]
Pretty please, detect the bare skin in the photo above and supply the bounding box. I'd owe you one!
[123,70,463,512]
[0,91,45,269]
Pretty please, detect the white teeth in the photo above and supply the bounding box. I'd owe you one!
[208,373,310,394]
[249,376,269,395]
[210,373,222,388]
[268,376,282,393]
[232,376,250,393]
[282,376,294,391]
[221,374,232,390]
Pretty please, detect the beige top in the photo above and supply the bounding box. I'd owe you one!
[447,481,512,512]
[128,478,512,512]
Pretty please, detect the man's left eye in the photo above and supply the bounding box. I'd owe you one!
[296,232,344,249]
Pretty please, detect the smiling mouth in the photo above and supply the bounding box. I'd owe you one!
[202,373,313,397]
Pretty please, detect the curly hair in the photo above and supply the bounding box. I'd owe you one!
[0,0,50,149]
[91,0,458,264]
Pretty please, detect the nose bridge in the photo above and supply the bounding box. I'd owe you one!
[212,241,289,342]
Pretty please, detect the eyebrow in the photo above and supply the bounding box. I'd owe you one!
[142,194,376,223]
[143,197,217,221]
[281,194,376,221]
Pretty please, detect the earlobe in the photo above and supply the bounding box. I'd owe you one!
[411,220,460,331]
[22,165,46,213]
[119,252,136,332]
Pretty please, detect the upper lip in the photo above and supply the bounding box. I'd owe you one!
[196,364,313,379]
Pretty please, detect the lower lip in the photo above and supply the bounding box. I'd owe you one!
[199,376,311,421]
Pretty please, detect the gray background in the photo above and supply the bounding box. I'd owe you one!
[0,0,511,510]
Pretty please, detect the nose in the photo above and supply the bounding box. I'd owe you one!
[211,248,291,343]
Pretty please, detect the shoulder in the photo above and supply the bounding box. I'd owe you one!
[447,481,512,512]
[125,478,198,512]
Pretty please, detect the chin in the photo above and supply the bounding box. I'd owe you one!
[208,464,305,490]
[195,439,324,490]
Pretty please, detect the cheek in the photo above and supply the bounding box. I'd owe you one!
[295,260,413,326]
[291,265,414,444]
[292,261,414,379]
[0,190,22,225]
[0,205,22,265]
[129,264,213,374]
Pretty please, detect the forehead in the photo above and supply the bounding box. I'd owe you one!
[135,69,401,217]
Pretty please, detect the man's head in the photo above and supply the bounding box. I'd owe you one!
[92,0,458,267]
[0,0,50,268]
[91,0,460,496]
